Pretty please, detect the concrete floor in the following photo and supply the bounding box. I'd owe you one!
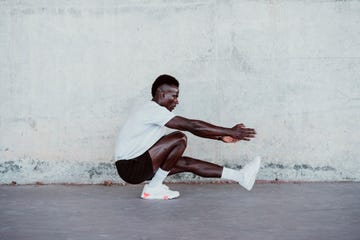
[0,183,359,240]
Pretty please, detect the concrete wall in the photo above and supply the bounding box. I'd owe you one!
[1,0,359,184]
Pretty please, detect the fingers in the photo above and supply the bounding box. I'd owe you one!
[221,136,240,143]
[234,123,250,129]
[233,124,256,133]
[240,128,256,136]
[234,128,257,140]
[233,124,245,129]
[223,134,255,142]
[230,123,257,140]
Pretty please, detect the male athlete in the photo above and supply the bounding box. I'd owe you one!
[115,74,261,200]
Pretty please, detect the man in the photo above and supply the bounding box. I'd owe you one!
[115,74,261,200]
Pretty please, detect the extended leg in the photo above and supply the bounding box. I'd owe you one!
[171,156,262,191]
[169,156,223,178]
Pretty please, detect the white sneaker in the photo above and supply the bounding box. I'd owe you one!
[141,184,180,200]
[239,156,261,191]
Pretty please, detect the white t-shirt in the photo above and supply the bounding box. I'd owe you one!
[115,101,176,160]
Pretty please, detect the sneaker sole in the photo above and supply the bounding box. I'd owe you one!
[242,157,261,191]
[141,192,180,200]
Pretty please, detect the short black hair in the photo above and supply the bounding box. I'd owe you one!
[151,74,179,97]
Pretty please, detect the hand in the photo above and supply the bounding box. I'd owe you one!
[231,123,256,141]
[221,136,240,143]
[232,123,246,130]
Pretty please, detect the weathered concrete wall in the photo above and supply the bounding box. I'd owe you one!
[1,0,359,184]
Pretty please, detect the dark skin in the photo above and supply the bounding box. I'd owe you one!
[148,84,256,177]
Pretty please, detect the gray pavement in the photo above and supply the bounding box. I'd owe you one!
[1,183,359,240]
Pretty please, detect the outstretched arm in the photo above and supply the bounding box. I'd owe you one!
[165,116,256,142]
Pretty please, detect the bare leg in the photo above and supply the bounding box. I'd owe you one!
[140,131,188,199]
[146,131,260,195]
[148,131,223,177]
[148,131,187,172]
[169,156,223,178]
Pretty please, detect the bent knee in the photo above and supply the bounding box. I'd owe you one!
[170,131,187,145]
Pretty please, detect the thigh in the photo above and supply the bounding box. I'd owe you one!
[148,131,187,171]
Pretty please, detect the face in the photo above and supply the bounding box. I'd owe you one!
[159,84,179,111]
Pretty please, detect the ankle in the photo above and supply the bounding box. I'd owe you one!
[148,168,169,187]
[221,167,243,182]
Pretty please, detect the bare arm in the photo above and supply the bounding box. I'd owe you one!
[165,116,256,141]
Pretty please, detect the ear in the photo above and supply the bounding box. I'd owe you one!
[160,91,166,98]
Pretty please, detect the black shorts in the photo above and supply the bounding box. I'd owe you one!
[115,151,154,184]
